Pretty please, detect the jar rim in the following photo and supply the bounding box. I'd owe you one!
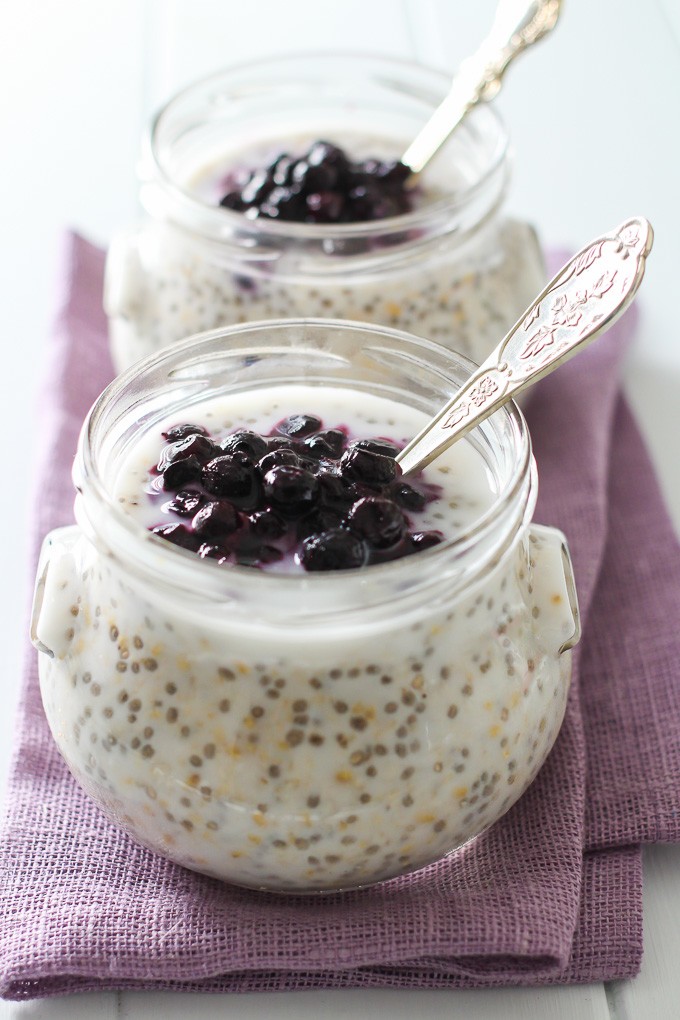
[75,318,534,616]
[146,51,510,242]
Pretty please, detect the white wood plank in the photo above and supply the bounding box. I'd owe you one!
[120,985,610,1019]
[606,845,680,1020]
[0,992,118,1019]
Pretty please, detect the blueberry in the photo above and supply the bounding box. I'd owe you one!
[240,169,272,206]
[274,413,323,439]
[270,153,294,186]
[317,470,361,510]
[347,496,406,548]
[151,523,200,552]
[163,423,209,443]
[339,443,400,487]
[248,508,287,540]
[162,489,204,516]
[298,528,366,571]
[159,432,217,471]
[354,438,401,458]
[266,436,298,451]
[235,540,283,568]
[305,190,344,223]
[376,160,410,187]
[307,140,349,177]
[220,429,268,462]
[197,543,230,562]
[296,505,345,541]
[263,465,319,517]
[391,480,428,512]
[259,185,305,220]
[162,456,202,491]
[257,448,300,474]
[192,500,241,538]
[303,428,346,460]
[219,191,247,212]
[202,454,259,508]
[409,531,444,553]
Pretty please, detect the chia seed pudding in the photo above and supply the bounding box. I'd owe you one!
[105,54,545,372]
[32,321,579,892]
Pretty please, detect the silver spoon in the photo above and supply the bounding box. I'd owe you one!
[396,217,654,476]
[401,0,562,178]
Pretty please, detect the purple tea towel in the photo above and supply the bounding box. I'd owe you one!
[0,234,678,999]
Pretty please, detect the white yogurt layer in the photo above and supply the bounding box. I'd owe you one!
[37,386,575,891]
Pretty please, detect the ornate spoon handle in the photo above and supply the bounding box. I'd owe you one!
[401,0,562,176]
[396,217,654,476]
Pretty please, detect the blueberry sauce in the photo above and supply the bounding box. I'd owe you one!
[218,140,414,224]
[148,416,443,571]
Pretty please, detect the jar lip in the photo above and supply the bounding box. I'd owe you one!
[146,51,510,241]
[77,318,533,602]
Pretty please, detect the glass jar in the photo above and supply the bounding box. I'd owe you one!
[31,319,579,893]
[104,54,545,373]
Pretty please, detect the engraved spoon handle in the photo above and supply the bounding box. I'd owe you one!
[396,218,654,476]
[401,0,561,177]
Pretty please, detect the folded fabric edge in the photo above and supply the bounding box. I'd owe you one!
[0,847,642,999]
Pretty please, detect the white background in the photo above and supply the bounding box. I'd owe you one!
[1,2,679,1018]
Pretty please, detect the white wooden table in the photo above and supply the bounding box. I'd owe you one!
[2,2,679,1017]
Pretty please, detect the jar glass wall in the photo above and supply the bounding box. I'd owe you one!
[31,320,578,892]
[105,55,545,372]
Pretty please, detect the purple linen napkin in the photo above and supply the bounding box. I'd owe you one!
[0,234,678,999]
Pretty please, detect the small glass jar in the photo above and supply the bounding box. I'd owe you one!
[31,319,579,893]
[104,54,545,373]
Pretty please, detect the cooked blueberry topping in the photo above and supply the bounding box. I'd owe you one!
[218,140,415,224]
[147,415,443,571]
[347,496,406,548]
[298,528,367,571]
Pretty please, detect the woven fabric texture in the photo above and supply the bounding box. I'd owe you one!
[0,234,678,999]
